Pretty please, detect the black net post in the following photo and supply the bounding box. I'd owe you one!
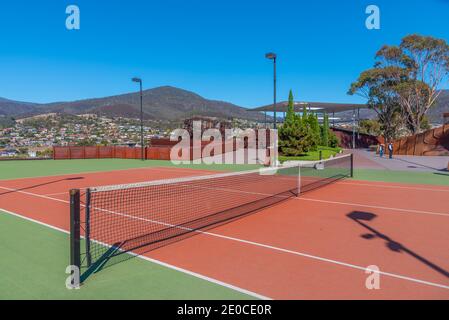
[70,189,81,281]
[85,189,92,268]
[350,153,354,178]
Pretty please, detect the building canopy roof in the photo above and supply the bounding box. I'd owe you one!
[252,101,367,114]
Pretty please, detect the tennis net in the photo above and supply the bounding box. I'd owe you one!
[70,154,353,281]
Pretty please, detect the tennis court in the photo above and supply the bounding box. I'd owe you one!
[1,157,449,299]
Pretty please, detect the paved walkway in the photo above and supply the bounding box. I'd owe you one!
[348,149,449,172]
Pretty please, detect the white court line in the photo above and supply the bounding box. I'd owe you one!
[21,191,449,220]
[43,176,449,199]
[42,192,69,197]
[2,181,449,219]
[67,196,449,291]
[298,197,449,218]
[180,182,449,217]
[338,181,449,193]
[0,186,70,204]
[1,185,449,292]
[0,207,68,234]
[3,159,448,193]
[0,207,270,300]
[199,228,449,291]
[43,176,449,197]
[143,179,449,218]
[0,164,216,182]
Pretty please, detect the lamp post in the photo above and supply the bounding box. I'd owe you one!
[352,108,356,150]
[265,52,277,129]
[132,77,144,161]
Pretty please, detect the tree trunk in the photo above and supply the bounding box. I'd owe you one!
[410,118,420,135]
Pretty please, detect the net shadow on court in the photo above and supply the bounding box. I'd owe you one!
[72,155,353,284]
[80,188,298,282]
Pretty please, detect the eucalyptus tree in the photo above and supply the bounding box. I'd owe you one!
[376,35,449,134]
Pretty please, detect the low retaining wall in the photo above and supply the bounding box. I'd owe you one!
[331,128,381,149]
[391,124,449,156]
[53,146,143,160]
[331,124,449,156]
[53,139,260,161]
[53,146,179,161]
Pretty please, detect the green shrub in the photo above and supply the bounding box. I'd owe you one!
[328,130,340,148]
[278,90,320,156]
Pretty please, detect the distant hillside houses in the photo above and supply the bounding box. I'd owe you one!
[0,149,19,157]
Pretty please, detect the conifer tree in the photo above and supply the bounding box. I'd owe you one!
[307,113,320,150]
[278,94,320,155]
[279,90,303,155]
[321,113,329,147]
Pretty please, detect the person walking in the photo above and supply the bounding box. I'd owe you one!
[388,142,394,159]
[379,144,384,158]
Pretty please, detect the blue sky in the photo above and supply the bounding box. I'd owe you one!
[0,0,448,108]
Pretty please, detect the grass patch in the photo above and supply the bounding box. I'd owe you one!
[0,211,254,300]
[0,159,261,180]
[354,169,449,186]
[279,146,342,162]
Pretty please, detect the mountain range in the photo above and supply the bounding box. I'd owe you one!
[0,86,448,123]
[0,86,265,121]
[430,90,449,123]
[316,90,449,124]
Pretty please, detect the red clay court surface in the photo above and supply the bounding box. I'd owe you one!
[0,166,448,300]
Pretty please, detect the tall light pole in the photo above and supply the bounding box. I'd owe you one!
[352,108,356,150]
[132,77,144,161]
[265,52,277,129]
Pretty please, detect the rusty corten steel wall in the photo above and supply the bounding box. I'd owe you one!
[331,128,381,149]
[53,146,146,160]
[392,124,449,156]
[53,138,248,161]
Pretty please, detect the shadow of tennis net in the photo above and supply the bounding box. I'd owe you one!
[70,154,353,283]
